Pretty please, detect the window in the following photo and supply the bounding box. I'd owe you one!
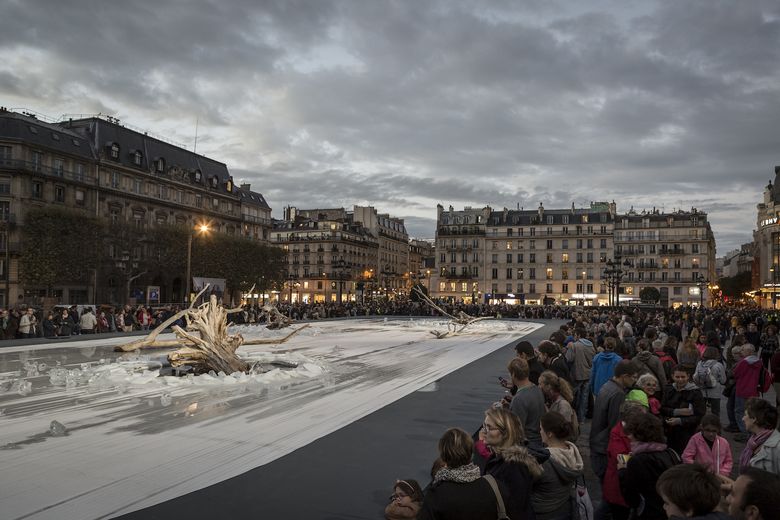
[546,253,553,263]
[562,283,569,293]
[547,215,554,225]
[587,239,593,248]
[576,239,583,248]
[546,283,553,292]
[133,179,142,194]
[195,194,202,208]
[506,228,513,237]
[0,177,9,195]
[517,268,524,279]
[506,241,512,250]
[529,283,536,293]
[587,252,593,263]
[529,268,536,279]
[673,287,682,295]
[562,239,568,249]
[155,158,165,173]
[546,268,553,280]
[0,145,11,165]
[576,252,583,262]
[518,253,524,263]
[586,284,593,293]
[562,253,569,263]
[212,198,219,208]
[562,215,569,225]
[31,181,42,199]
[32,151,43,172]
[110,171,120,188]
[133,151,143,166]
[109,143,120,160]
[54,185,65,202]
[506,268,513,279]
[562,268,568,279]
[529,253,536,263]
[505,283,512,293]
[692,243,700,253]
[109,207,121,225]
[529,240,535,249]
[133,210,145,230]
[546,240,553,249]
[75,189,85,205]
[492,254,498,264]
[491,268,498,279]
[506,253,512,263]
[0,201,9,221]
[75,163,85,182]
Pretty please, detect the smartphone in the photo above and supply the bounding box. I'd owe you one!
[498,376,508,385]
[617,454,631,465]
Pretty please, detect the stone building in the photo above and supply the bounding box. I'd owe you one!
[754,167,780,308]
[434,201,717,306]
[352,206,409,295]
[0,108,271,306]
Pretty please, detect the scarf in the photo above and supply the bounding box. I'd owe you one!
[630,441,667,455]
[433,463,481,485]
[739,429,773,473]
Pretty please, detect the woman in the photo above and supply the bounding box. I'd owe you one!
[682,413,733,477]
[636,373,661,415]
[56,308,74,337]
[738,397,780,474]
[760,325,779,370]
[481,407,542,520]
[538,370,579,440]
[385,479,423,519]
[618,413,680,520]
[603,401,648,520]
[693,346,727,416]
[677,337,700,372]
[533,411,584,520]
[42,312,57,339]
[418,428,501,520]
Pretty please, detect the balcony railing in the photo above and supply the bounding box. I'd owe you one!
[0,159,96,184]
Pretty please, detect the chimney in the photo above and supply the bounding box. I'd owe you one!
[240,183,251,191]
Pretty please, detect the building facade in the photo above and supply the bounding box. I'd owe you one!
[434,202,717,307]
[0,108,271,306]
[352,206,409,295]
[754,167,780,308]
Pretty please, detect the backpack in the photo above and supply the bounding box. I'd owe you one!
[758,366,774,394]
[694,364,716,389]
[656,353,676,382]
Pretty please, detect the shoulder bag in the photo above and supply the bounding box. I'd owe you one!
[482,474,510,520]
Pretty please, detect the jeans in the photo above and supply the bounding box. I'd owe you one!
[735,396,747,432]
[705,397,721,417]
[573,379,589,422]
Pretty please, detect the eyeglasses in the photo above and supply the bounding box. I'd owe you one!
[389,493,409,501]
[483,423,502,432]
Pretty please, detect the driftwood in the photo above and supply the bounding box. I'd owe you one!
[260,304,294,329]
[115,284,308,375]
[413,287,495,337]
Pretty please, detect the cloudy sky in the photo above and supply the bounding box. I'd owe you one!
[2,0,779,252]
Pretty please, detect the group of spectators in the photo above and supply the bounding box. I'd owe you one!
[385,307,780,520]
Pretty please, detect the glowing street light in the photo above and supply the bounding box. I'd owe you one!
[185,222,210,304]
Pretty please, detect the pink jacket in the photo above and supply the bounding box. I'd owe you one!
[682,432,733,476]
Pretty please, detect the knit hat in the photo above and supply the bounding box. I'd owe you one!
[626,389,649,408]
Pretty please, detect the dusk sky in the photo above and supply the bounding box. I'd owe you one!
[2,0,779,253]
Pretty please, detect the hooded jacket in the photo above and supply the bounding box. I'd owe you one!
[531,442,584,520]
[619,444,679,520]
[590,351,623,397]
[590,379,627,455]
[484,445,543,520]
[682,432,733,476]
[692,359,727,398]
[734,355,763,398]
[749,428,780,475]
[418,464,500,520]
[634,350,668,389]
[565,337,595,381]
[661,381,706,453]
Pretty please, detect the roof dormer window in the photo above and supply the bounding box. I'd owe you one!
[155,157,165,173]
[132,150,143,166]
[193,170,202,183]
[225,179,233,192]
[210,176,218,188]
[109,142,120,160]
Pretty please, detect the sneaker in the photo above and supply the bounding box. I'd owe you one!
[724,425,741,433]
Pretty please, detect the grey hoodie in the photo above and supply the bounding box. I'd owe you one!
[634,350,668,388]
[565,338,595,381]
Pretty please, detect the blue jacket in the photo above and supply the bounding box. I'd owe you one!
[590,351,623,397]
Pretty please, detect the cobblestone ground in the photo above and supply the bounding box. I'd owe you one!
[578,385,778,507]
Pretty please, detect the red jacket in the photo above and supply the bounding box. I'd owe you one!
[734,356,762,398]
[603,422,630,506]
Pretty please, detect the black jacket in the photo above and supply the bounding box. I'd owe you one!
[660,383,706,454]
[484,446,541,520]
[417,477,499,520]
[619,447,680,520]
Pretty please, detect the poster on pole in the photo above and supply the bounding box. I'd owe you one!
[147,286,161,304]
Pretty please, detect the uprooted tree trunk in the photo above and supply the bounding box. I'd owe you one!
[413,286,494,338]
[116,284,308,375]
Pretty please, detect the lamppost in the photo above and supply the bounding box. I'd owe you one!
[426,269,431,295]
[286,273,298,307]
[381,265,393,299]
[333,256,348,303]
[603,253,631,307]
[696,274,710,308]
[772,266,777,309]
[185,223,210,304]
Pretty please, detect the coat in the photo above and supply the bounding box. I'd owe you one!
[590,351,623,398]
[749,428,780,475]
[619,446,680,520]
[418,466,499,520]
[565,338,595,381]
[603,422,630,506]
[660,382,706,454]
[692,359,727,398]
[590,379,627,455]
[734,356,762,398]
[531,443,583,520]
[634,350,668,389]
[484,445,541,520]
[682,432,733,476]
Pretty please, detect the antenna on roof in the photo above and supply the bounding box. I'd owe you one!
[193,117,199,154]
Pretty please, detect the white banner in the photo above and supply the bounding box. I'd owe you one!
[192,277,226,294]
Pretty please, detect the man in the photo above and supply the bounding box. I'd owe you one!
[734,344,763,433]
[590,336,622,399]
[19,308,37,339]
[537,340,570,382]
[633,338,668,392]
[79,307,97,334]
[565,327,596,422]
[514,340,545,385]
[661,366,706,454]
[724,467,780,520]
[507,357,545,450]
[589,359,639,482]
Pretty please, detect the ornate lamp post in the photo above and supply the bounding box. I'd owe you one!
[603,253,631,307]
[185,223,210,304]
[696,274,710,308]
[286,273,298,310]
[381,265,393,299]
[333,256,348,303]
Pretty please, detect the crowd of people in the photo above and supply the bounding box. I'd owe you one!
[384,306,780,520]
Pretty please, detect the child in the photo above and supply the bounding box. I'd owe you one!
[681,413,733,476]
[385,479,423,520]
[656,464,729,519]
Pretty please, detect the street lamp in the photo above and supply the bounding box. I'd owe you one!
[695,274,710,308]
[333,256,348,303]
[381,265,393,299]
[185,222,210,304]
[287,273,298,307]
[604,253,631,307]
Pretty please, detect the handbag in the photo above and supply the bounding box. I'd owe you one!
[572,475,594,520]
[482,474,510,520]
